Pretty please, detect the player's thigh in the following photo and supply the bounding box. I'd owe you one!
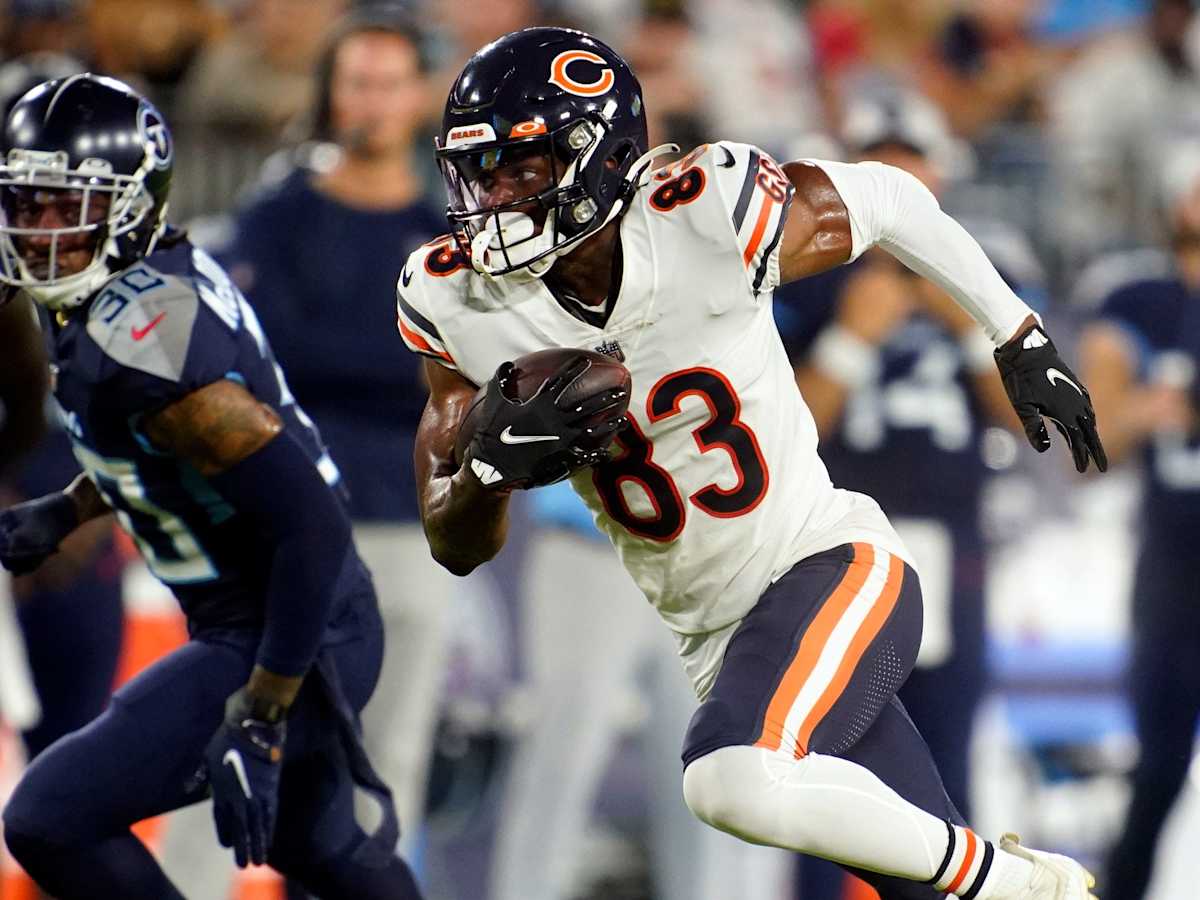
[682,542,922,768]
[270,626,386,862]
[271,733,360,868]
[3,638,252,841]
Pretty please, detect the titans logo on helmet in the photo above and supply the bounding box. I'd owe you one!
[138,102,173,171]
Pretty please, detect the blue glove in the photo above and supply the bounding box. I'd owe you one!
[0,492,79,575]
[204,688,287,868]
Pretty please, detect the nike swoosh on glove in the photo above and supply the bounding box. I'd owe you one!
[466,357,628,491]
[0,492,80,575]
[994,324,1108,473]
[204,688,286,868]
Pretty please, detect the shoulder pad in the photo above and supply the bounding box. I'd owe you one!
[86,264,200,383]
[643,142,794,294]
[395,234,467,370]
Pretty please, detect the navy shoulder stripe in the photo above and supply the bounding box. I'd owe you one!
[396,292,441,340]
[731,148,761,233]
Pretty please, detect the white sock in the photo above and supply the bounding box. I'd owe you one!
[928,823,1035,899]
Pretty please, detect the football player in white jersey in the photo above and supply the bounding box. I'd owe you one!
[398,27,1107,900]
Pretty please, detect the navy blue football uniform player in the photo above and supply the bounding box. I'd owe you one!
[0,76,423,900]
[1080,250,1200,900]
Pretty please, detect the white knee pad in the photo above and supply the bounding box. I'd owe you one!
[682,745,820,847]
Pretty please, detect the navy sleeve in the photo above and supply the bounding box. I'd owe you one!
[208,431,353,677]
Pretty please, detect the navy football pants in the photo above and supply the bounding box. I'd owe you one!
[682,543,963,900]
[3,604,421,900]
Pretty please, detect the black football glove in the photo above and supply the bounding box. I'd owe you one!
[204,688,287,868]
[0,492,79,575]
[994,323,1107,473]
[464,357,629,491]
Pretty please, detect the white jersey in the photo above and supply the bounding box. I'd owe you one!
[398,141,910,670]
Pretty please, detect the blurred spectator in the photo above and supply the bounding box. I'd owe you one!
[1,0,88,60]
[167,0,347,221]
[806,0,948,135]
[490,485,791,900]
[422,0,547,124]
[1077,142,1200,900]
[87,0,222,97]
[1049,0,1200,260]
[688,0,823,159]
[776,87,1038,900]
[216,5,465,860]
[175,0,345,137]
[921,0,1065,140]
[621,0,707,149]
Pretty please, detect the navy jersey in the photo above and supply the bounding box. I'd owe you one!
[1096,274,1200,542]
[45,235,344,629]
[774,264,990,539]
[218,168,446,522]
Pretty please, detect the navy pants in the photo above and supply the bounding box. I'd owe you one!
[682,543,962,900]
[3,598,419,900]
[1105,543,1200,900]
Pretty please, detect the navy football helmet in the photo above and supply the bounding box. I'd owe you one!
[437,27,660,279]
[0,74,173,310]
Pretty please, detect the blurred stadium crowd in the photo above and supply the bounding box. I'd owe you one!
[2,0,1200,899]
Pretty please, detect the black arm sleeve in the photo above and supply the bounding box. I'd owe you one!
[208,432,353,677]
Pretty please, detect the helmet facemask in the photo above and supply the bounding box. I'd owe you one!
[0,147,161,309]
[438,116,639,280]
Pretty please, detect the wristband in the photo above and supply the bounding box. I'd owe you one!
[811,325,882,389]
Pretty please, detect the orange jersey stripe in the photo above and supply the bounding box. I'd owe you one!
[945,830,979,894]
[742,192,776,268]
[753,543,874,752]
[397,315,454,364]
[794,551,904,756]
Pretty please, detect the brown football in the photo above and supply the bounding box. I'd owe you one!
[454,347,632,465]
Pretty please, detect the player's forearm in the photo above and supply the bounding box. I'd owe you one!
[208,433,351,685]
[420,468,510,576]
[816,160,1034,345]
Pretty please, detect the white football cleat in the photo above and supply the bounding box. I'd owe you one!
[999,833,1098,900]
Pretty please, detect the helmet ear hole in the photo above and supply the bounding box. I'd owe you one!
[605,140,638,175]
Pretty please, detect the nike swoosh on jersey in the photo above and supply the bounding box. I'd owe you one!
[131,311,167,341]
[1046,368,1083,395]
[499,426,559,445]
[401,267,413,287]
[222,748,253,799]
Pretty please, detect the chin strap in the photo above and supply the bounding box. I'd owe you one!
[471,142,681,283]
